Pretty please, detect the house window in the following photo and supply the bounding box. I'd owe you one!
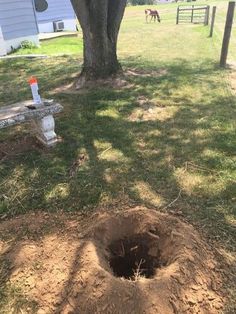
[34,0,48,12]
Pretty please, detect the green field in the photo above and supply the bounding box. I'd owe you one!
[12,0,236,60]
[0,1,236,312]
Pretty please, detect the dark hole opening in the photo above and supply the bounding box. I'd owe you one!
[108,233,164,281]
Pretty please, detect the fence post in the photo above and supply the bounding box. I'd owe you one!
[209,6,217,37]
[204,5,210,26]
[191,5,194,23]
[220,1,236,67]
[176,6,179,24]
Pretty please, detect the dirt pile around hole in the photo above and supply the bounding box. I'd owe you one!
[0,208,225,314]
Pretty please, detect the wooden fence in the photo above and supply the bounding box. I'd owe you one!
[176,5,210,25]
[220,1,236,67]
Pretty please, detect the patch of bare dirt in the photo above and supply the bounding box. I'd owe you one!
[50,75,134,94]
[49,67,167,94]
[125,67,168,78]
[0,135,45,162]
[69,153,88,178]
[0,208,225,314]
[129,95,173,122]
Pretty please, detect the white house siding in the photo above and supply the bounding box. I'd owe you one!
[0,26,7,55]
[35,0,76,32]
[0,0,39,54]
[4,34,39,53]
[38,19,76,33]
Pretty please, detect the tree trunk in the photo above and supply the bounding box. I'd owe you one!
[70,0,127,82]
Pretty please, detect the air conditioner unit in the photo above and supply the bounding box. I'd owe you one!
[53,20,64,32]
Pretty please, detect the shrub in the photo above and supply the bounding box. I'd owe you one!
[20,40,37,49]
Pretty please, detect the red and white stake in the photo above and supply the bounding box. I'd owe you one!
[29,77,42,105]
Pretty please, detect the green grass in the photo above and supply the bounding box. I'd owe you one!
[0,2,236,312]
[14,36,83,55]
[13,0,236,61]
[0,0,235,248]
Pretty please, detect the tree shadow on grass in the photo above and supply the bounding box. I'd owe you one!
[0,56,80,107]
[0,58,235,246]
[0,57,236,311]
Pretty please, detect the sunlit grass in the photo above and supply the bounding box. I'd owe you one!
[14,36,83,56]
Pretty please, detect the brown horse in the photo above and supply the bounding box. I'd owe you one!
[145,9,161,23]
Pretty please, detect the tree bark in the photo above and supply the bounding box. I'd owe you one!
[70,0,127,82]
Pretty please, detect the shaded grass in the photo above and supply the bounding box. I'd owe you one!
[0,258,39,313]
[0,284,38,314]
[0,57,235,247]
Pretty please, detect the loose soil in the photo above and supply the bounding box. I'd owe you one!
[0,207,225,314]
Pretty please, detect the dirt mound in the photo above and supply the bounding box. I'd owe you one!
[0,208,224,314]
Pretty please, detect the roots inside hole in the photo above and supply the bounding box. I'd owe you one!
[108,233,164,281]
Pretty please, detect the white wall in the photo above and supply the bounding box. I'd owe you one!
[35,0,75,22]
[0,26,7,56]
[38,18,77,33]
[4,34,39,53]
[0,0,38,40]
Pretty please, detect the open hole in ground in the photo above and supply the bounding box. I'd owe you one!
[108,233,165,281]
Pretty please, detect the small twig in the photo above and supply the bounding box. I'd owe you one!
[99,146,112,157]
[69,154,87,178]
[161,190,182,211]
[9,189,23,204]
[15,197,26,211]
[130,245,138,252]
[187,161,216,173]
[0,180,8,188]
[133,258,145,281]
[186,161,236,182]
[68,297,76,309]
[120,241,125,257]
[147,231,159,240]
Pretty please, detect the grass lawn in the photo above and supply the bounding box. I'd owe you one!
[14,36,83,56]
[0,1,236,312]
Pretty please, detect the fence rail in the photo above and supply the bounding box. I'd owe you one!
[176,5,210,25]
